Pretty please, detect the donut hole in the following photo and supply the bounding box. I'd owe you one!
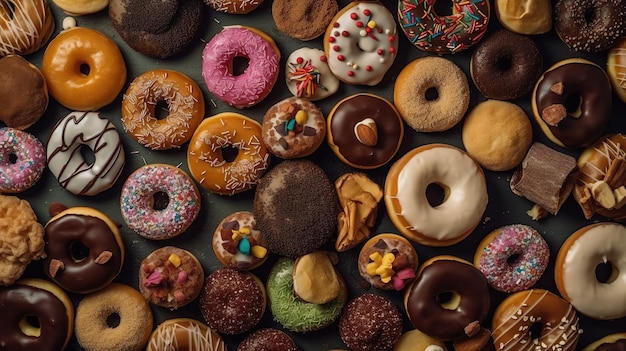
[433,0,453,16]
[232,56,250,76]
[106,313,121,328]
[436,290,461,310]
[221,145,239,162]
[70,241,90,262]
[564,94,583,118]
[8,153,17,164]
[152,191,170,211]
[424,87,439,101]
[584,5,597,24]
[596,261,618,284]
[529,322,542,340]
[18,314,41,337]
[79,63,91,76]
[80,145,96,167]
[506,253,521,266]
[154,100,170,120]
[495,55,512,73]
[426,183,449,207]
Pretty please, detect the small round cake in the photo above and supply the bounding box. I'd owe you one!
[212,211,268,270]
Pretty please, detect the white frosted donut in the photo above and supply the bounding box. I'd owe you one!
[285,47,339,101]
[47,111,125,196]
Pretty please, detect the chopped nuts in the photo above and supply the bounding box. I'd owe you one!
[94,250,113,264]
[591,181,616,209]
[354,118,378,146]
[550,82,564,95]
[614,186,626,209]
[541,104,567,126]
[292,251,340,304]
[49,259,65,278]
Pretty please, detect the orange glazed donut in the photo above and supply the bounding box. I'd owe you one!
[0,0,55,57]
[41,27,127,111]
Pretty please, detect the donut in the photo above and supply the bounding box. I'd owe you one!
[253,159,339,258]
[0,55,48,129]
[213,211,268,270]
[109,0,203,58]
[202,26,280,108]
[532,58,612,148]
[74,283,153,351]
[323,1,398,85]
[199,268,266,335]
[394,56,470,132]
[0,0,55,57]
[237,328,300,351]
[205,0,263,14]
[187,112,270,195]
[339,293,403,351]
[266,258,347,332]
[393,329,447,351]
[147,318,226,351]
[495,0,552,34]
[583,333,626,351]
[474,224,549,293]
[41,26,127,111]
[385,144,488,246]
[47,111,125,196]
[357,233,418,291]
[120,164,201,240]
[608,38,626,103]
[273,0,337,40]
[122,69,205,150]
[327,93,404,169]
[285,47,339,101]
[462,100,533,172]
[52,0,109,15]
[139,246,205,310]
[262,97,326,159]
[491,289,580,351]
[398,0,490,54]
[555,0,626,52]
[470,29,543,100]
[405,257,490,341]
[0,128,46,193]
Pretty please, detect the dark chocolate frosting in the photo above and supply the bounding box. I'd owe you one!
[598,339,626,351]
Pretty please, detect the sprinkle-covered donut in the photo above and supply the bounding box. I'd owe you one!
[285,47,339,101]
[0,128,46,193]
[0,0,55,57]
[205,0,263,14]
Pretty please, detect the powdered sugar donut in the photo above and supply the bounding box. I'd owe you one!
[0,128,45,193]
[285,47,339,101]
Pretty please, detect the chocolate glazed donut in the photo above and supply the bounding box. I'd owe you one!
[598,340,626,351]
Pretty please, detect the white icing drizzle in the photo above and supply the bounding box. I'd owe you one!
[609,47,626,89]
[578,137,626,184]
[0,0,50,56]
[147,320,226,351]
[205,0,261,13]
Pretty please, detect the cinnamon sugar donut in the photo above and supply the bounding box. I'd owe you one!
[0,0,55,57]
[272,0,337,40]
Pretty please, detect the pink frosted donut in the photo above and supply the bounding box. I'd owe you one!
[0,128,45,193]
[474,224,549,293]
[120,164,201,240]
[202,26,280,108]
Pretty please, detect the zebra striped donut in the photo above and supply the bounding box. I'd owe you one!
[0,0,55,57]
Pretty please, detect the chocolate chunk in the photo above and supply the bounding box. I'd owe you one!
[303,126,317,136]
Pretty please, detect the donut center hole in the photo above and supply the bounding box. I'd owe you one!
[8,153,17,164]
[70,241,90,262]
[79,63,91,76]
[424,87,439,101]
[154,100,170,120]
[106,313,121,328]
[507,253,521,266]
[80,146,96,167]
[426,183,449,207]
[221,146,239,162]
[152,191,170,211]
[596,261,618,284]
[584,5,597,24]
[433,0,453,16]
[495,55,512,72]
[564,95,582,118]
[437,291,461,310]
[232,56,250,76]
[18,315,41,337]
[529,322,542,340]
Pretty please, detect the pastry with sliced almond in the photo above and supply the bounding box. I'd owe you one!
[357,233,418,291]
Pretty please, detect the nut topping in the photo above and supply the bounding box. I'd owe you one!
[591,181,616,209]
[354,118,378,146]
[541,104,567,126]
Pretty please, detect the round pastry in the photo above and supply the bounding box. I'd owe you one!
[323,1,398,85]
[339,293,402,351]
[187,113,270,195]
[139,246,204,310]
[398,0,490,53]
[492,289,580,350]
[470,29,543,100]
[285,47,339,100]
[357,233,418,291]
[237,328,300,351]
[394,56,470,132]
[555,0,626,52]
[147,318,226,351]
[109,0,203,58]
[474,224,549,293]
[122,69,205,150]
[253,159,339,258]
[74,283,153,351]
[273,0,337,40]
[583,333,626,351]
[262,97,326,159]
[120,164,201,240]
[213,211,268,270]
[0,128,46,193]
[202,25,280,108]
[385,144,488,246]
[0,55,48,129]
[404,256,490,341]
[608,38,626,103]
[41,26,127,111]
[393,329,447,351]
[0,0,55,57]
[532,58,612,148]
[494,0,552,34]
[327,93,404,169]
[205,0,263,14]
[53,0,109,15]
[462,100,533,171]
[47,111,125,196]
[199,268,266,335]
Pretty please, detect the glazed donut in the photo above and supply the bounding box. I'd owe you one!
[492,289,580,351]
[323,1,398,85]
[0,55,48,129]
[0,0,55,57]
[532,58,612,148]
[398,0,490,54]
[394,56,470,132]
[237,328,299,351]
[555,0,626,52]
[583,333,626,351]
[187,113,270,195]
[202,26,280,108]
[53,0,109,15]
[327,93,404,169]
[0,128,46,193]
[147,318,226,351]
[41,26,127,111]
[357,233,418,291]
[494,0,552,34]
[385,144,488,246]
[47,111,125,196]
[205,0,263,14]
[608,38,626,103]
[474,224,549,293]
[43,206,124,294]
[285,47,339,101]
[0,278,74,351]
[273,0,337,40]
[213,211,268,270]
[120,164,201,240]
[75,283,153,351]
[122,69,205,150]
[262,97,326,159]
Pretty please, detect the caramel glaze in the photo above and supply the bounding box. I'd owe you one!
[406,259,490,340]
[599,340,626,351]
[535,62,612,147]
[0,283,69,350]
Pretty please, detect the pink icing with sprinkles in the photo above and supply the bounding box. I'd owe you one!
[0,128,45,193]
[121,164,200,240]
[478,224,549,293]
